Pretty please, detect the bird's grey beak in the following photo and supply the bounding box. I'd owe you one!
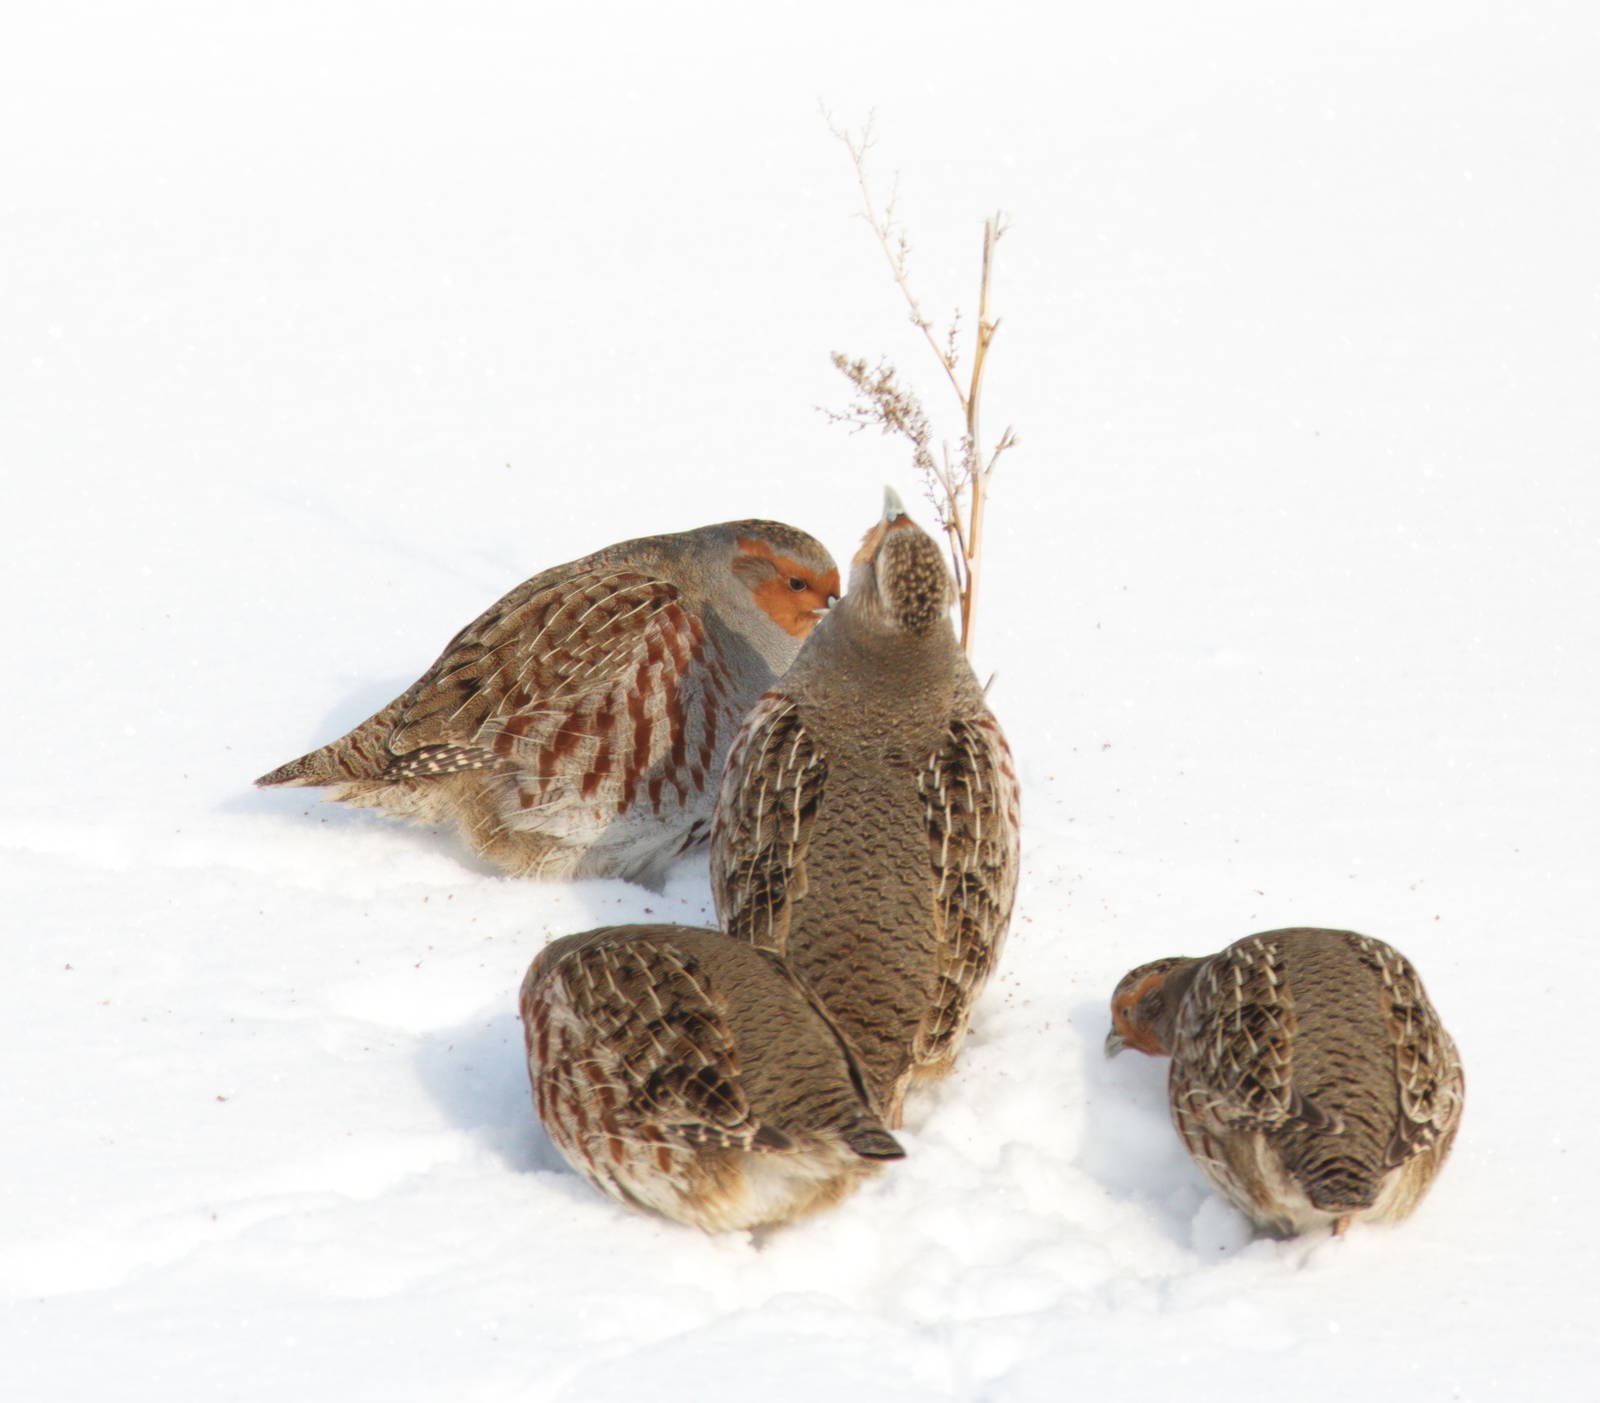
[1104,1030,1127,1059]
[882,485,906,522]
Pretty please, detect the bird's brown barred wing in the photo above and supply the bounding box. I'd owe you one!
[383,569,706,794]
[912,712,1021,1067]
[525,933,788,1161]
[1172,936,1331,1131]
[710,693,828,957]
[1352,935,1466,1168]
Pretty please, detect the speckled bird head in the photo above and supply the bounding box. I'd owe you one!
[1105,956,1196,1058]
[721,520,840,640]
[843,489,957,636]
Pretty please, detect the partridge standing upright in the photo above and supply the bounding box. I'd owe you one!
[711,491,1020,1126]
[520,924,904,1232]
[256,520,838,886]
[1106,926,1465,1237]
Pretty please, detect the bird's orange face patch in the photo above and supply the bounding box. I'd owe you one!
[1111,970,1171,1057]
[852,513,915,567]
[735,537,840,638]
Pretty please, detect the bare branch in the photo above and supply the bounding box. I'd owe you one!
[828,116,969,410]
[821,120,1018,654]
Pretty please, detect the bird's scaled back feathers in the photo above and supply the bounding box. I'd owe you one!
[1107,927,1465,1237]
[519,924,903,1232]
[256,519,838,887]
[711,500,1019,1124]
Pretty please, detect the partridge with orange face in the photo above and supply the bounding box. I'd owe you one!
[711,492,1020,1126]
[257,520,838,886]
[520,924,903,1232]
[1107,927,1465,1237]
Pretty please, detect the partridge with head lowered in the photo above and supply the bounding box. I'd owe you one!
[256,520,838,886]
[520,924,903,1232]
[1107,926,1465,1237]
[711,492,1020,1126]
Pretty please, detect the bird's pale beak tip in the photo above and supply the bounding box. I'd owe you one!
[882,485,906,522]
[1104,1031,1127,1060]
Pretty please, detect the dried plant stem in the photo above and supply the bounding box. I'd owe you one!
[825,114,1017,653]
[838,127,969,411]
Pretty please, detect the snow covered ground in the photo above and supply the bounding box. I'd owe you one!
[4,3,1597,1398]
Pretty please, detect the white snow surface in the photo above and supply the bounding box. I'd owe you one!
[4,3,1597,1398]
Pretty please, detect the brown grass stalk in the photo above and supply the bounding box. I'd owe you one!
[822,114,1016,653]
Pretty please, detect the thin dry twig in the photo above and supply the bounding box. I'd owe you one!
[822,112,1018,653]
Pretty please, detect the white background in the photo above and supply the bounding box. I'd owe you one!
[3,3,1596,1398]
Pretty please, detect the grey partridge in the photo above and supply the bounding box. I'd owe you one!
[1106,926,1465,1237]
[710,491,1021,1126]
[256,520,838,887]
[520,924,903,1231]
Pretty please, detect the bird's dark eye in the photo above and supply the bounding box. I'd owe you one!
[788,578,808,592]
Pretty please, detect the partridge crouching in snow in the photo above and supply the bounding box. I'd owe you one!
[1106,926,1465,1237]
[256,520,838,887]
[519,924,904,1232]
[711,492,1020,1126]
